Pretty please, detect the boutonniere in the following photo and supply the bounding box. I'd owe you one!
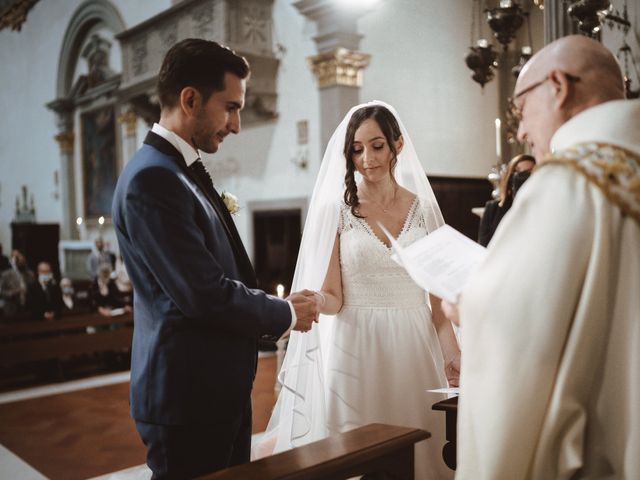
[221,191,240,215]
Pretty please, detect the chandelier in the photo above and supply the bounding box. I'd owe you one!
[487,1,526,50]
[605,0,640,98]
[465,0,498,88]
[567,0,612,36]
[465,0,536,89]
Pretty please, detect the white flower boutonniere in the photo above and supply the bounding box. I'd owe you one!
[221,191,240,215]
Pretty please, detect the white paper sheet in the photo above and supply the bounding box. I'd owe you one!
[427,387,460,395]
[379,223,487,304]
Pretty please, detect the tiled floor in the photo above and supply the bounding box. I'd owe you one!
[0,355,277,480]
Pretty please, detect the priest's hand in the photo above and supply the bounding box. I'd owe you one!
[288,289,320,332]
[441,300,460,327]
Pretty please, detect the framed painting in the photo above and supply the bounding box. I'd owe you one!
[81,105,118,218]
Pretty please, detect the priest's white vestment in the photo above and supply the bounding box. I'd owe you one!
[456,100,640,480]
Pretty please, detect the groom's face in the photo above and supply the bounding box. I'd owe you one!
[192,72,246,154]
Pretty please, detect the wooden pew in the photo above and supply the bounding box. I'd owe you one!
[202,423,429,480]
[0,312,133,369]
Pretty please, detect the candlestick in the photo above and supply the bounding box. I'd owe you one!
[495,118,502,160]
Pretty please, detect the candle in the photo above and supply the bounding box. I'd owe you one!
[276,284,285,299]
[495,118,502,160]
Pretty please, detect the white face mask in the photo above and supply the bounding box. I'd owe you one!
[39,273,52,284]
[62,287,74,295]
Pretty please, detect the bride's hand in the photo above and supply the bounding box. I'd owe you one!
[312,291,326,314]
[445,354,460,387]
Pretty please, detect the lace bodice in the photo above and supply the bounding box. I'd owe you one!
[339,198,430,308]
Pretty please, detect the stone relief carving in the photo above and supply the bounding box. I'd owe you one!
[82,34,115,89]
[159,22,177,49]
[117,0,278,125]
[242,3,268,46]
[131,34,148,77]
[191,2,214,38]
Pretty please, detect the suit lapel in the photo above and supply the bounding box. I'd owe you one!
[143,131,257,288]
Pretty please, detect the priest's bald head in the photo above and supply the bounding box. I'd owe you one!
[513,35,625,160]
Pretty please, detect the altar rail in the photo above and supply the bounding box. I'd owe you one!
[202,423,429,480]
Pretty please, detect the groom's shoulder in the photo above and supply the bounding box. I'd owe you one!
[122,145,181,180]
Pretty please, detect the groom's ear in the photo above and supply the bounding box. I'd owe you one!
[395,135,404,155]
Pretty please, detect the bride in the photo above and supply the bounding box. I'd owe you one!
[257,101,459,479]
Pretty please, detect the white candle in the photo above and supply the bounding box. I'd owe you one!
[495,118,502,160]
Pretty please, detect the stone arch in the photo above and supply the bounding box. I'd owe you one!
[56,0,125,98]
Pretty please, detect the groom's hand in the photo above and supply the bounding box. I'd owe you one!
[287,290,319,332]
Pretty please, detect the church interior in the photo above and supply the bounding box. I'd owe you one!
[0,0,638,478]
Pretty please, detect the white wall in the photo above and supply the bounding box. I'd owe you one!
[359,0,500,178]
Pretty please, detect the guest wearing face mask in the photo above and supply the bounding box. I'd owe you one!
[59,277,91,315]
[478,154,536,247]
[26,261,63,321]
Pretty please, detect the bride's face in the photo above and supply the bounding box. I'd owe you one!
[351,119,398,183]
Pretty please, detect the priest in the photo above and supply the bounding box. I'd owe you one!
[456,35,640,479]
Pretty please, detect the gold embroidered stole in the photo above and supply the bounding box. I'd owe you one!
[540,143,640,225]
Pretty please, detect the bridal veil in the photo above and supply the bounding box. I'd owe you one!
[256,100,443,455]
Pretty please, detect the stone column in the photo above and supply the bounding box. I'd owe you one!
[294,0,373,153]
[544,0,577,44]
[49,100,78,240]
[118,109,138,162]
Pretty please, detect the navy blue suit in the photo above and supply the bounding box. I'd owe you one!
[112,132,291,478]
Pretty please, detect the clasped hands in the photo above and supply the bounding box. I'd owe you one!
[287,289,325,332]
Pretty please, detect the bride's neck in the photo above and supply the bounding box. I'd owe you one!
[359,178,397,202]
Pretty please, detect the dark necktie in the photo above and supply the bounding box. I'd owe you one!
[189,159,214,192]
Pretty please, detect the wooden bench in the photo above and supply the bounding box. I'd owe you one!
[0,312,133,370]
[202,423,430,480]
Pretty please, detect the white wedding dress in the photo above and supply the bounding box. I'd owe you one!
[326,198,453,480]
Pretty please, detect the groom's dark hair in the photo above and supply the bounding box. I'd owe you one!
[157,38,250,110]
[343,105,403,218]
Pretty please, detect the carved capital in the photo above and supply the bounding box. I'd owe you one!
[118,110,138,137]
[54,131,75,155]
[0,0,38,32]
[307,48,371,88]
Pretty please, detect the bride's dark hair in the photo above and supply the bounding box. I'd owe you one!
[343,105,402,218]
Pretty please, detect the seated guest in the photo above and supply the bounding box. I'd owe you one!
[60,277,92,314]
[91,264,125,317]
[0,250,34,317]
[478,154,536,246]
[26,261,63,321]
[113,255,133,308]
[86,237,116,279]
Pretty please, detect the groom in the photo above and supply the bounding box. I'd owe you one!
[112,39,318,479]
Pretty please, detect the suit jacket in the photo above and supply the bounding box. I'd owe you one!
[112,131,291,426]
[477,198,512,247]
[26,280,63,320]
